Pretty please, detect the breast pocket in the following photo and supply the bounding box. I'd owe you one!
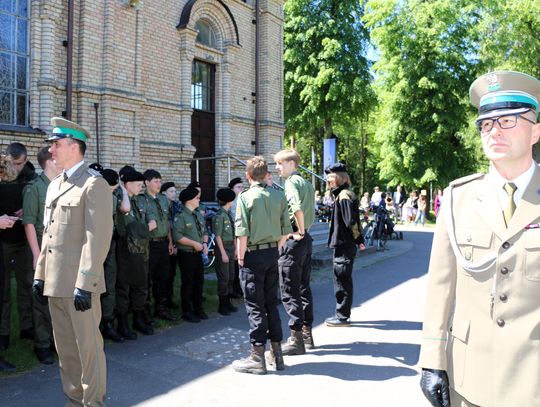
[59,195,83,225]
[455,227,493,273]
[524,230,540,281]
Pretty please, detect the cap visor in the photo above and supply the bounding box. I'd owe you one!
[47,134,70,141]
[476,107,531,121]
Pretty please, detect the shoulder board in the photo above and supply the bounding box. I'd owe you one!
[87,168,102,177]
[448,173,485,188]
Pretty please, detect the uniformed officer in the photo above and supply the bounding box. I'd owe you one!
[138,170,176,322]
[173,187,209,323]
[160,181,181,310]
[324,163,365,327]
[99,168,127,343]
[419,71,540,407]
[115,170,154,338]
[231,156,292,375]
[32,117,113,407]
[274,149,316,354]
[212,188,238,316]
[22,147,61,364]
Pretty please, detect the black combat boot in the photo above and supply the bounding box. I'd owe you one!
[232,344,267,375]
[302,325,315,349]
[218,296,231,316]
[226,296,238,312]
[281,329,306,356]
[265,341,285,371]
[154,300,177,321]
[102,319,125,343]
[117,314,137,340]
[133,310,154,335]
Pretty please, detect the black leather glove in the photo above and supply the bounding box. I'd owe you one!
[32,279,47,305]
[420,368,450,407]
[73,288,92,312]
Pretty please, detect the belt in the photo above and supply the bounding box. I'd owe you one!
[247,242,278,251]
[150,237,168,242]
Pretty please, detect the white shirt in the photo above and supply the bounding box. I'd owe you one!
[64,160,85,180]
[488,161,535,210]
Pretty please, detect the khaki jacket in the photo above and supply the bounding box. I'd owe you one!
[34,164,113,297]
[419,165,540,406]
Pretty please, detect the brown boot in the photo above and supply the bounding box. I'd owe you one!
[302,325,315,349]
[232,344,267,375]
[265,341,285,371]
[281,329,306,356]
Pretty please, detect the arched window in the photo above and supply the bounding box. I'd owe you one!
[0,0,29,126]
[195,20,217,48]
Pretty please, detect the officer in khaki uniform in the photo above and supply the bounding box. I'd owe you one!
[172,187,209,323]
[22,147,61,364]
[232,156,292,375]
[419,71,540,407]
[32,117,113,407]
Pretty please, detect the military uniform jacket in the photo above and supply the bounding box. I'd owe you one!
[212,207,234,243]
[418,166,540,406]
[34,164,113,297]
[22,172,50,236]
[172,207,207,251]
[136,192,170,239]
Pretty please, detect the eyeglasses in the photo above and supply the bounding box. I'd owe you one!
[476,112,537,133]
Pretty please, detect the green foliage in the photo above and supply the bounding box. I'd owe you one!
[284,0,374,181]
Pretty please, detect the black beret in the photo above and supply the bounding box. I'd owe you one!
[179,187,199,203]
[101,169,119,186]
[324,163,348,174]
[121,170,145,183]
[228,177,242,189]
[216,188,236,203]
[89,162,104,173]
[160,181,175,193]
[119,165,135,178]
[187,181,200,189]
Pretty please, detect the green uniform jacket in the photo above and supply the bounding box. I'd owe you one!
[212,207,234,243]
[136,192,170,239]
[235,182,292,245]
[285,172,315,232]
[173,207,208,252]
[22,172,50,237]
[117,195,150,260]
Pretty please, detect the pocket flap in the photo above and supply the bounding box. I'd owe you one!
[524,229,540,250]
[451,319,470,343]
[455,228,492,248]
[60,195,82,207]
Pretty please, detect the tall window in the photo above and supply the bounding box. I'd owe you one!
[195,20,217,48]
[191,61,214,112]
[0,0,29,126]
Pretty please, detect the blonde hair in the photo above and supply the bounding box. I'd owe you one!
[273,149,300,166]
[246,156,268,182]
[333,171,351,186]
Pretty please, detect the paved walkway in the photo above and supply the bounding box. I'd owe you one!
[1,227,434,407]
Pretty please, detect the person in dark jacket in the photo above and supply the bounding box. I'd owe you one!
[325,163,365,327]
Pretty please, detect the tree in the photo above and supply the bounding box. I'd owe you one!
[363,0,484,189]
[284,0,374,183]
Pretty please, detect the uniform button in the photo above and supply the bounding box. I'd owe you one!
[93,283,97,287]
[466,235,472,242]
[464,251,472,261]
[499,293,507,301]
[48,249,52,253]
[49,235,52,239]
[497,318,505,327]
[502,242,510,249]
[51,219,54,223]
[501,267,509,275]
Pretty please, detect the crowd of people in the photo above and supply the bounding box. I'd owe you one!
[0,119,368,406]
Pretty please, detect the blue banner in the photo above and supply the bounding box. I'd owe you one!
[323,138,337,171]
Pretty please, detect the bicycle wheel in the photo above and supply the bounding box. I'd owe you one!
[204,233,216,269]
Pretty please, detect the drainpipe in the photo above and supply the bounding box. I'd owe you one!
[65,0,74,119]
[254,0,260,155]
[94,103,100,164]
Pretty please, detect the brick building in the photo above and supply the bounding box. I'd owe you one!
[0,0,285,199]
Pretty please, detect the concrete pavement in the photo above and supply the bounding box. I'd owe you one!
[1,226,434,407]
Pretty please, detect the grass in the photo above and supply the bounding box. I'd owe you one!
[0,266,223,377]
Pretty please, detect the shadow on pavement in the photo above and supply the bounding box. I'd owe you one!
[280,360,417,381]
[310,341,420,367]
[349,320,422,331]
